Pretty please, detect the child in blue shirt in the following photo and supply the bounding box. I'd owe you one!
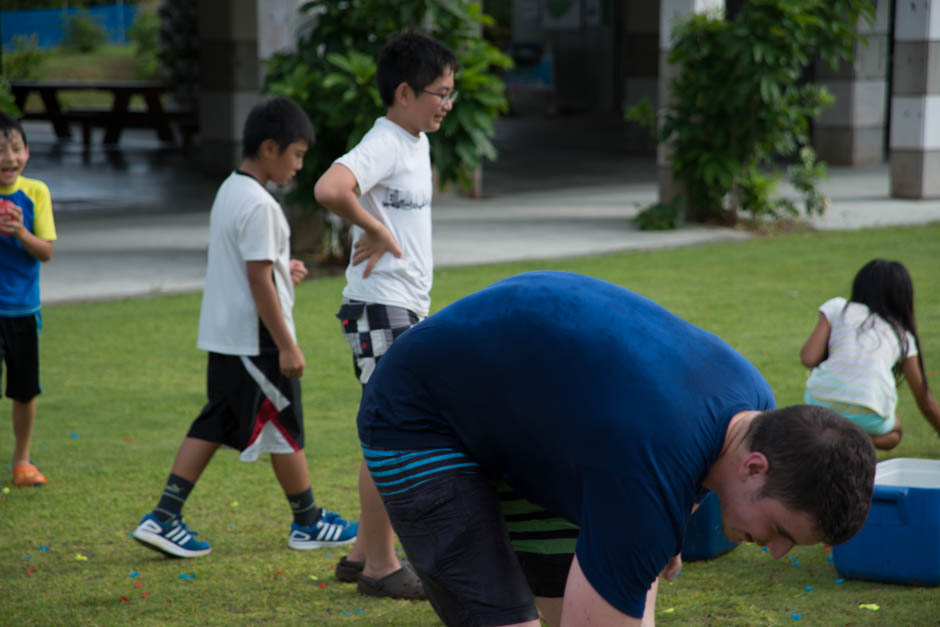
[0,112,56,489]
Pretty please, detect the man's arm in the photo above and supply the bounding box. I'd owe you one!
[561,555,642,627]
[0,205,53,261]
[313,162,401,278]
[245,260,304,378]
[800,312,830,368]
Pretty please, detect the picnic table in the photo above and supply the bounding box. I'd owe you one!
[10,80,197,147]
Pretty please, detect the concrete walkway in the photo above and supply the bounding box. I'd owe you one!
[18,120,940,305]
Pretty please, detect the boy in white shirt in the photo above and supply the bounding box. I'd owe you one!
[132,97,356,558]
[315,32,457,599]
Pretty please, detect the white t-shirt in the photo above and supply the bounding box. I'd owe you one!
[805,297,918,418]
[336,116,433,316]
[197,171,295,356]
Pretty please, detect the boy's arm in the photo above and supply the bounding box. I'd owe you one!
[314,163,402,278]
[246,260,305,378]
[1,205,54,261]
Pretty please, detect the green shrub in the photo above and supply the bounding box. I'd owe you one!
[634,196,685,231]
[1,34,48,80]
[635,0,874,224]
[158,0,199,108]
[62,11,108,53]
[264,1,512,212]
[129,8,161,79]
[0,78,22,117]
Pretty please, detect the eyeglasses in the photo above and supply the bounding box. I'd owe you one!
[422,89,458,105]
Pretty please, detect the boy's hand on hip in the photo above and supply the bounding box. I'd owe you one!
[279,344,305,378]
[353,224,403,278]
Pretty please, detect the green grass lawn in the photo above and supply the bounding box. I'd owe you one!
[1,225,938,625]
[16,44,153,112]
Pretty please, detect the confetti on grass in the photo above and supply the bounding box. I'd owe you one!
[129,571,139,578]
[858,603,880,612]
[38,544,50,551]
[834,578,845,583]
[790,610,802,620]
[662,608,676,614]
[790,557,801,567]
[178,573,197,580]
[803,585,813,592]
[75,554,88,562]
[2,486,9,494]
[71,432,80,439]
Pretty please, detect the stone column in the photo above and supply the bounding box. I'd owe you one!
[198,0,262,175]
[622,1,660,155]
[890,0,940,198]
[657,0,725,205]
[813,0,890,165]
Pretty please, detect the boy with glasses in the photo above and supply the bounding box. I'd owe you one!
[314,31,456,600]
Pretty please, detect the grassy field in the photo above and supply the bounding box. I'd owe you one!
[1,224,938,625]
[13,45,151,111]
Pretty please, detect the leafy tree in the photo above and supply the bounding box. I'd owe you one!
[264,0,512,212]
[634,0,875,224]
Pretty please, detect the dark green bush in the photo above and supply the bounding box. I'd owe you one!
[0,78,22,117]
[129,8,161,79]
[630,0,875,225]
[62,11,108,53]
[1,34,47,80]
[264,0,512,205]
[157,0,199,109]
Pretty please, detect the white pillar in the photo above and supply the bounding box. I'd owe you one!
[197,0,304,176]
[813,0,890,165]
[890,0,940,198]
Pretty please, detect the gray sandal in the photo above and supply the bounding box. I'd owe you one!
[335,556,364,583]
[357,564,426,600]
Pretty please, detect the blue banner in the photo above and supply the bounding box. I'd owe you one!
[1,4,139,50]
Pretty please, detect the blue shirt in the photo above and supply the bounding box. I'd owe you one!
[0,176,56,316]
[358,271,775,617]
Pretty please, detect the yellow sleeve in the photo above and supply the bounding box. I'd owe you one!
[22,177,56,242]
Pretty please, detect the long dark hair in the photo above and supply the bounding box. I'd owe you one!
[848,259,928,393]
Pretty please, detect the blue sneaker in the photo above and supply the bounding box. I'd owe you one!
[132,513,211,558]
[288,508,358,550]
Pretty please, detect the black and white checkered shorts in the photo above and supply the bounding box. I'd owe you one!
[336,300,421,384]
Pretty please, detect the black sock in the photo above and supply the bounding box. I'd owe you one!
[153,473,195,523]
[287,488,317,527]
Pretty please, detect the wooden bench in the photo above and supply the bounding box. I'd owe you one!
[10,80,197,147]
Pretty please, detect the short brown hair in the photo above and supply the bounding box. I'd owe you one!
[745,405,876,545]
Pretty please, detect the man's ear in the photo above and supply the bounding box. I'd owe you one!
[738,451,769,480]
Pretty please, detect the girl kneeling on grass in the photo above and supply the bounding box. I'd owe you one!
[800,259,940,450]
